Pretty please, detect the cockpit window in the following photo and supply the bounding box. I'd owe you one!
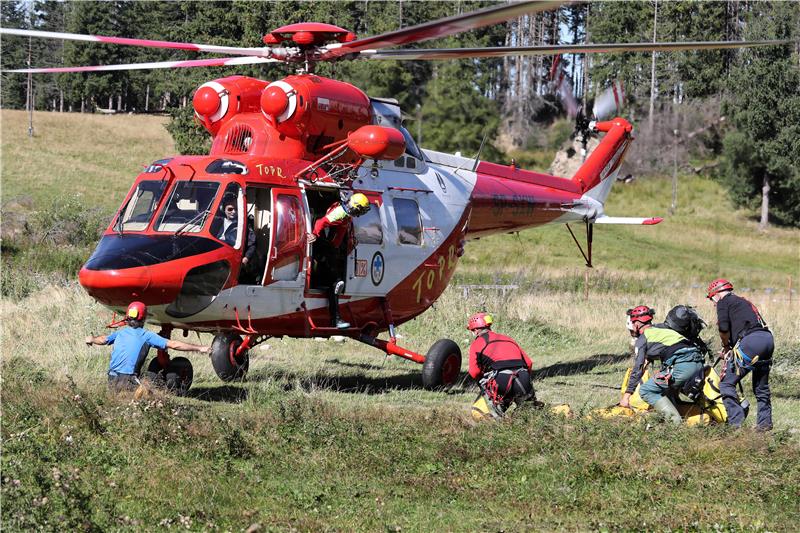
[399,127,424,161]
[155,181,220,234]
[206,159,248,175]
[115,180,168,232]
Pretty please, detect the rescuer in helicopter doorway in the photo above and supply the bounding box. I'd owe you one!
[620,306,705,424]
[467,312,537,420]
[707,278,774,431]
[307,193,370,329]
[84,302,209,393]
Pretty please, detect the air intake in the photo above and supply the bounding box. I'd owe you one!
[224,124,254,154]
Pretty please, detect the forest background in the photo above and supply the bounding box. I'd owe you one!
[2,0,799,229]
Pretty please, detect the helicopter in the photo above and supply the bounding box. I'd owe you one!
[4,1,792,394]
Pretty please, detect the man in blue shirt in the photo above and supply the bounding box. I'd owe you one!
[85,301,209,392]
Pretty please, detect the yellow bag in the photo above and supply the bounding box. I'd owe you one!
[621,367,652,411]
[471,395,503,421]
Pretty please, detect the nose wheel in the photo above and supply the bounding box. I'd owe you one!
[145,356,194,396]
[211,332,250,382]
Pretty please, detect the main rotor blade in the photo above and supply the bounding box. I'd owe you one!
[361,39,795,60]
[0,28,271,57]
[321,0,566,60]
[4,56,278,74]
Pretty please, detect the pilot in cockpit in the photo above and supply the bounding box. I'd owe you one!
[214,195,256,270]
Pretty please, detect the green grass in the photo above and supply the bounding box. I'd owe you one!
[2,111,800,531]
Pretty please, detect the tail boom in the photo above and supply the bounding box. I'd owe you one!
[465,118,634,238]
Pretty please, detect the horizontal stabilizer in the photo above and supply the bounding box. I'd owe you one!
[593,216,663,225]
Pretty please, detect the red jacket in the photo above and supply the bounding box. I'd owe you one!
[312,202,351,248]
[468,331,532,379]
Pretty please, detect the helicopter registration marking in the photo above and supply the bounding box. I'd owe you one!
[411,244,459,303]
[255,164,284,177]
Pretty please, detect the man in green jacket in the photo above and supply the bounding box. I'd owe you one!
[620,305,705,423]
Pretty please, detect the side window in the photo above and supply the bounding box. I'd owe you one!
[209,183,244,248]
[271,194,302,281]
[353,204,383,244]
[393,198,422,245]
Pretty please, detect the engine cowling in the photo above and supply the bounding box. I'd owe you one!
[193,76,268,136]
[259,74,372,153]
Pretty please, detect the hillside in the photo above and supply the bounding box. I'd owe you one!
[2,110,800,531]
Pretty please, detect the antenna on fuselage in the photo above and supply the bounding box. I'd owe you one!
[471,133,489,172]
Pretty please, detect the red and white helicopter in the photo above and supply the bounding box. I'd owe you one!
[4,1,791,393]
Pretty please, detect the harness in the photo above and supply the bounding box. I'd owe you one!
[474,333,531,411]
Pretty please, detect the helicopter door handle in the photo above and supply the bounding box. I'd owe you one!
[271,246,277,260]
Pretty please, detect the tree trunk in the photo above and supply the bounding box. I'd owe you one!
[59,90,64,112]
[145,84,150,112]
[108,95,113,110]
[759,174,770,230]
[648,0,658,135]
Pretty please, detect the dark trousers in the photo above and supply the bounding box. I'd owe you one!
[720,331,774,429]
[107,374,140,393]
[493,369,534,409]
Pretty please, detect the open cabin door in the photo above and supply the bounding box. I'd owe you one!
[263,188,306,287]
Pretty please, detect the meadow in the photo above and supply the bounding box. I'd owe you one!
[2,110,799,531]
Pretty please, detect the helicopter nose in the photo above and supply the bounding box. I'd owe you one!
[79,263,153,306]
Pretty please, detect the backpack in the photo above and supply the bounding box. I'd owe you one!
[665,305,710,354]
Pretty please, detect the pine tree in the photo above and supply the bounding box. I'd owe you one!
[720,2,800,228]
[1,0,31,109]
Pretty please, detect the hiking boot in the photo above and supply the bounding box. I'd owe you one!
[335,319,351,329]
[653,397,683,425]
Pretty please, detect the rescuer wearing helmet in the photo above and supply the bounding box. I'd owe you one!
[84,301,210,393]
[707,279,774,430]
[307,193,370,329]
[620,305,705,424]
[467,312,535,418]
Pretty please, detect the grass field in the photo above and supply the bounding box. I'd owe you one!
[2,110,800,531]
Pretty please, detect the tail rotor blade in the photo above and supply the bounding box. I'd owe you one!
[593,81,625,120]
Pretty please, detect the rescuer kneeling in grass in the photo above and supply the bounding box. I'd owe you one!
[620,306,705,424]
[84,301,209,393]
[468,312,536,420]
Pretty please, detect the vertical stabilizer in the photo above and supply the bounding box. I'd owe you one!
[571,119,633,203]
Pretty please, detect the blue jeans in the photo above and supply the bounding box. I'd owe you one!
[640,360,704,406]
[720,331,774,429]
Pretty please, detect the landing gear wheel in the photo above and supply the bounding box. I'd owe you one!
[165,357,193,396]
[211,332,250,382]
[422,339,462,390]
[144,357,167,388]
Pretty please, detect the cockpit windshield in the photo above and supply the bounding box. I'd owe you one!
[115,180,168,232]
[154,181,220,234]
[399,126,425,161]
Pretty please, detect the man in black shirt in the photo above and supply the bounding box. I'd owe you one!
[707,278,774,430]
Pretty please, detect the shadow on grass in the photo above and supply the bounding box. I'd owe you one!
[187,385,249,403]
[533,353,629,380]
[245,365,473,396]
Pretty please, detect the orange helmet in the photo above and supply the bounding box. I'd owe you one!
[126,301,147,321]
[707,278,733,299]
[467,312,493,331]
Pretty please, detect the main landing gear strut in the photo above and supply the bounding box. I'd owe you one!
[210,332,270,382]
[357,315,462,389]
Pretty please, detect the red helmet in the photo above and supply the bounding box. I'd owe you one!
[467,312,493,331]
[707,278,733,299]
[126,301,147,321]
[626,305,654,324]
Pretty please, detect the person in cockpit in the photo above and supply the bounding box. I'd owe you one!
[214,195,256,270]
